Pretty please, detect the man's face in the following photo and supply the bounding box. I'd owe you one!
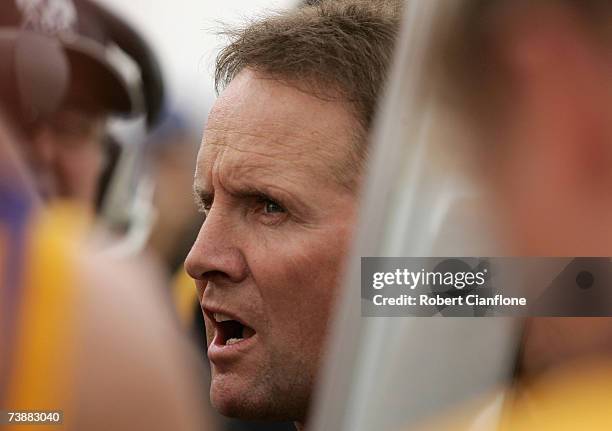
[25,108,106,209]
[185,70,360,422]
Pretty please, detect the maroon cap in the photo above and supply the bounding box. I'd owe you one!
[0,0,146,122]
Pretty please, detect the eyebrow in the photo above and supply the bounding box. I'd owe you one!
[193,185,213,211]
[192,177,315,221]
[195,182,279,203]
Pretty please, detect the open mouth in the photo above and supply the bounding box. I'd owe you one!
[213,313,256,346]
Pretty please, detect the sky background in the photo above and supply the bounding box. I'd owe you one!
[99,0,296,132]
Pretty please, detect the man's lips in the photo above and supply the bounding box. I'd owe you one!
[202,305,258,362]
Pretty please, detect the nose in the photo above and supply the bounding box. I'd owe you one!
[185,210,249,285]
[28,128,59,198]
[31,128,56,165]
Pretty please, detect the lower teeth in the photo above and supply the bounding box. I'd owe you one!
[226,338,242,345]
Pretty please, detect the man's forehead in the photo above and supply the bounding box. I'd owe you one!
[201,123,324,163]
[195,129,325,189]
[206,72,353,150]
[196,69,358,182]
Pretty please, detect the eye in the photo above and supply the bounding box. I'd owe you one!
[254,195,287,223]
[195,194,213,216]
[263,199,285,214]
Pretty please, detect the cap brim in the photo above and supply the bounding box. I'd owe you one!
[61,35,141,117]
[0,30,141,118]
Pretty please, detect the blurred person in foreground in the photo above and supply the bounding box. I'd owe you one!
[421,0,612,429]
[0,0,163,212]
[0,108,210,430]
[185,1,401,429]
[0,1,212,429]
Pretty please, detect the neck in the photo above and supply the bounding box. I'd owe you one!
[294,421,306,431]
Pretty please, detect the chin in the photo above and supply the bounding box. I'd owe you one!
[210,374,264,419]
[210,373,303,422]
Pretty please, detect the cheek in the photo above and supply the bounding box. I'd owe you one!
[490,151,558,253]
[57,144,104,195]
[58,144,103,181]
[249,224,353,346]
[195,281,205,302]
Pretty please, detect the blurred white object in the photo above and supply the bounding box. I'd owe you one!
[310,1,520,431]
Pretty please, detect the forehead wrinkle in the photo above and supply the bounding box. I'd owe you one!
[208,144,318,200]
[207,82,354,149]
[203,123,348,168]
[207,143,326,173]
[201,79,361,191]
[198,135,355,198]
[200,138,336,189]
[223,161,310,195]
[205,122,344,152]
[195,131,331,206]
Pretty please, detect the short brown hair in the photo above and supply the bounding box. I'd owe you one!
[214,0,401,148]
